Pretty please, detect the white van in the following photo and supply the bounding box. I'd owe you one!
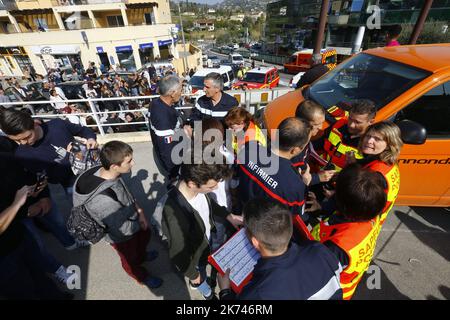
[188,66,235,94]
[229,53,244,66]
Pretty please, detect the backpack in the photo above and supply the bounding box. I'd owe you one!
[67,204,106,244]
[66,187,114,244]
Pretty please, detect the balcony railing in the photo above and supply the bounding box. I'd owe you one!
[51,0,123,6]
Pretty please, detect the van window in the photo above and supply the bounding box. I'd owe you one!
[308,53,431,111]
[324,54,337,65]
[222,72,229,84]
[228,71,234,82]
[395,80,450,138]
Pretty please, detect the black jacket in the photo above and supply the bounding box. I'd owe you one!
[0,137,49,256]
[190,92,238,123]
[223,241,343,300]
[161,187,229,280]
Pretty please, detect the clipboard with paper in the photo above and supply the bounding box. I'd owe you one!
[209,217,313,293]
[208,228,260,293]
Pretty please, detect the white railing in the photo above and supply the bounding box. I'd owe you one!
[0,87,294,136]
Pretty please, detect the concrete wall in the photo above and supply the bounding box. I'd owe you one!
[172,43,203,74]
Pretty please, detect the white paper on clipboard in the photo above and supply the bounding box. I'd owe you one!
[210,228,261,287]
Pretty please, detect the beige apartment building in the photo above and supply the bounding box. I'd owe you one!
[0,0,198,77]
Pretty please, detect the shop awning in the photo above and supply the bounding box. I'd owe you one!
[139,43,154,50]
[115,45,133,52]
[158,39,173,47]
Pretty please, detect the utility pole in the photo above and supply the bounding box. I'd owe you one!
[313,0,330,59]
[409,0,433,44]
[177,2,189,72]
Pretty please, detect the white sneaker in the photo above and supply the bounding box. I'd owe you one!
[54,266,75,285]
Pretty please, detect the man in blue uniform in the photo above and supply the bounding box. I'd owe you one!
[237,117,312,223]
[148,75,185,180]
[217,198,343,300]
[189,72,239,123]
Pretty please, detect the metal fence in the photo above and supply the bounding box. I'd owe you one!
[0,87,294,136]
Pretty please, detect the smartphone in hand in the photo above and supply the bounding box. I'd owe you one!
[34,172,47,193]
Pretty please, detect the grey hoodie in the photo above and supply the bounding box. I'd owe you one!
[73,166,141,244]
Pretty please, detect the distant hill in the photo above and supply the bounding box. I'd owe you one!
[215,0,275,12]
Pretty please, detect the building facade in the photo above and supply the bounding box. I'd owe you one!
[0,0,181,77]
[264,0,450,54]
[327,0,450,48]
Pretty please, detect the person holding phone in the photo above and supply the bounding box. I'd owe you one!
[0,108,97,252]
[0,136,73,299]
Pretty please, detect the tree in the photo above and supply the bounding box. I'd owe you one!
[399,20,450,44]
[242,16,253,29]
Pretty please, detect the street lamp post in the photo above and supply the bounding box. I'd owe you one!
[177,3,189,73]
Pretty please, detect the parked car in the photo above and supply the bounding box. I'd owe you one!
[289,71,305,88]
[189,65,235,94]
[233,67,280,90]
[229,53,245,66]
[207,56,221,68]
[58,81,87,100]
[2,86,47,114]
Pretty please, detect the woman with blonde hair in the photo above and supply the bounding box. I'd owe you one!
[224,107,266,154]
[358,121,403,226]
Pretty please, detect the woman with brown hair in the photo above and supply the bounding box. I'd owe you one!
[224,107,266,154]
[358,121,403,226]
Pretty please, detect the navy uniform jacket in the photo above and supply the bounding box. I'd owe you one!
[291,143,321,186]
[238,241,343,300]
[14,119,96,188]
[149,98,183,178]
[190,92,238,122]
[237,141,307,221]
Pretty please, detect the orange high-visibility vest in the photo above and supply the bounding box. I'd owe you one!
[364,160,400,226]
[312,214,381,300]
[232,121,266,154]
[322,118,363,171]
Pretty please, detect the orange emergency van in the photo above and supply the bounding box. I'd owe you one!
[262,44,450,207]
[283,48,337,74]
[232,67,280,90]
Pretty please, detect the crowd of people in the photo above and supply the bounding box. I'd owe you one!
[0,61,198,134]
[0,69,404,300]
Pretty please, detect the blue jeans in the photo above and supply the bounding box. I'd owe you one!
[23,197,76,273]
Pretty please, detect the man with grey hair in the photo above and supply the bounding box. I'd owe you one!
[189,72,238,123]
[149,75,184,180]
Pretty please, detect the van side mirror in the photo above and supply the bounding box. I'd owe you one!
[396,120,427,145]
